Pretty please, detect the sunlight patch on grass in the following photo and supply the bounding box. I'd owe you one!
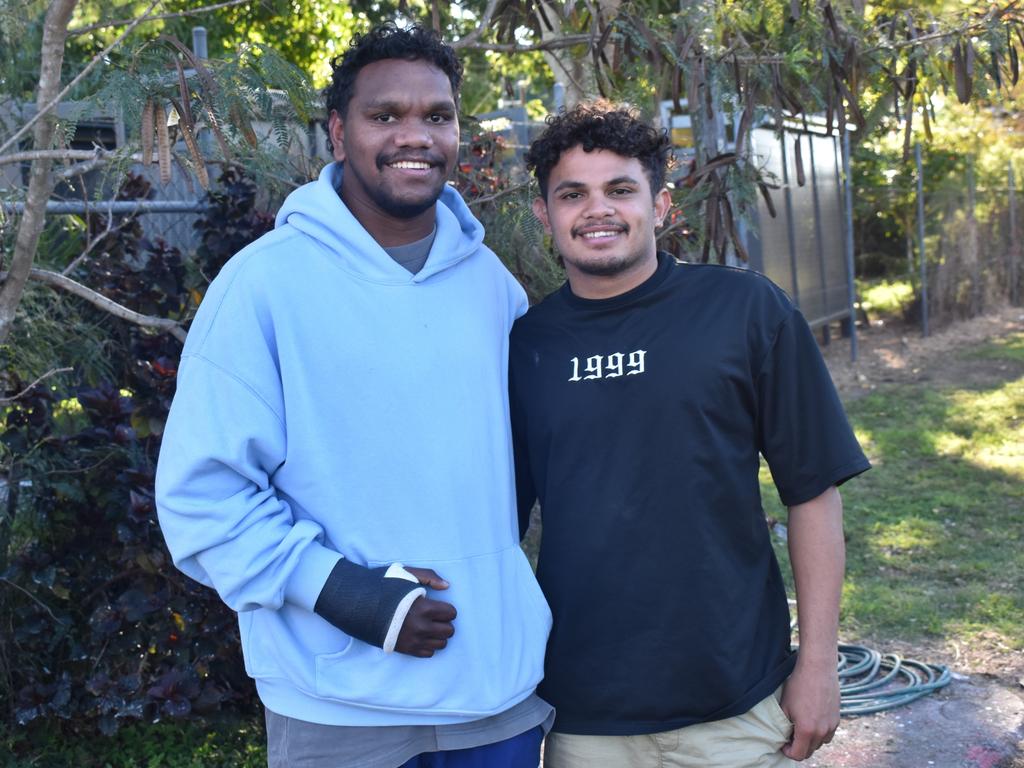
[866,517,944,555]
[933,432,970,455]
[966,332,1024,362]
[942,379,1024,477]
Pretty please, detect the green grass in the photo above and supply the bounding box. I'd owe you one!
[1,718,267,768]
[764,332,1024,649]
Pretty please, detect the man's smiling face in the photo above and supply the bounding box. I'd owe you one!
[329,57,459,242]
[533,146,671,297]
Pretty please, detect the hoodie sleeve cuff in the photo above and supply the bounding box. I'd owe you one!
[283,543,343,612]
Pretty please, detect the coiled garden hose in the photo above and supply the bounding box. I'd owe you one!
[835,643,952,716]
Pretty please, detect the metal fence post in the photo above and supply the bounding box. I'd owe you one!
[808,135,831,345]
[915,142,929,337]
[779,130,801,305]
[841,126,857,362]
[967,154,981,315]
[1010,162,1019,306]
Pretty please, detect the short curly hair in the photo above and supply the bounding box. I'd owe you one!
[525,102,672,199]
[323,24,463,150]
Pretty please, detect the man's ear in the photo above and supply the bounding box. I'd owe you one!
[328,110,345,163]
[531,197,552,233]
[653,188,672,228]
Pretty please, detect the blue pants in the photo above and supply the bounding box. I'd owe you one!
[398,726,543,768]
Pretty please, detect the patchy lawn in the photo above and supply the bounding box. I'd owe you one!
[766,311,1024,684]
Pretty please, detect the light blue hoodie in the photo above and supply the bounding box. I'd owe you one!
[155,163,551,726]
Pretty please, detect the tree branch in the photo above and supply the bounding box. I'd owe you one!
[68,0,250,36]
[455,33,595,53]
[0,0,161,157]
[450,0,501,50]
[862,6,1018,54]
[0,578,63,625]
[0,368,74,405]
[0,0,79,346]
[466,180,531,208]
[0,148,111,165]
[1,268,187,343]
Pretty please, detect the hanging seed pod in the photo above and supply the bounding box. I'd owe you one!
[824,78,834,136]
[140,97,154,166]
[203,104,232,161]
[155,102,171,185]
[175,58,193,128]
[953,40,972,104]
[230,102,259,148]
[794,138,805,187]
[171,97,208,190]
[989,45,1002,90]
[1009,43,1019,86]
[722,196,749,263]
[759,182,778,218]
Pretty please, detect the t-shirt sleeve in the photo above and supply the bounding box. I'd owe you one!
[756,308,870,507]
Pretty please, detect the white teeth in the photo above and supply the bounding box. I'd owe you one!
[582,230,620,239]
[391,161,430,170]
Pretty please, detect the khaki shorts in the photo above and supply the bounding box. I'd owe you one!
[543,688,795,768]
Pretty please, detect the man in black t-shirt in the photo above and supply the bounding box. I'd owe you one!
[510,103,870,767]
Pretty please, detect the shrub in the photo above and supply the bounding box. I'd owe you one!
[0,170,272,746]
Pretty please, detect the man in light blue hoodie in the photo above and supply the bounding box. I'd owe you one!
[156,24,552,768]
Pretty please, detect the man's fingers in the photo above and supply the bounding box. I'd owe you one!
[783,728,814,760]
[783,724,834,760]
[424,600,457,623]
[404,566,449,590]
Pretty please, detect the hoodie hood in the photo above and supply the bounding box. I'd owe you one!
[274,162,485,284]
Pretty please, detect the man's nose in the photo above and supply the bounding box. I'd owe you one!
[582,195,615,218]
[394,121,433,147]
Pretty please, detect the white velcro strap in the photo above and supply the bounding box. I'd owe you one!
[382,585,426,653]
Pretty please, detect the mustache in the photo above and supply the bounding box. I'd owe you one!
[377,153,446,170]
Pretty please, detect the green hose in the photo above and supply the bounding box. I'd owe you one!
[835,643,952,716]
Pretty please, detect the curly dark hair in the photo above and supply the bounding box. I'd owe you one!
[525,102,672,199]
[323,23,463,151]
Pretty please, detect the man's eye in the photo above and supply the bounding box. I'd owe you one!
[428,114,451,124]
[374,114,396,123]
[560,192,582,201]
[610,188,634,196]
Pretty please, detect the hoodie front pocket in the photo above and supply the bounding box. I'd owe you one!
[314,545,550,716]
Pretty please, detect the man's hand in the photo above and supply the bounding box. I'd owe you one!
[394,567,456,657]
[780,657,840,760]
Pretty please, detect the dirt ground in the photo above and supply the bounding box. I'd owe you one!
[809,305,1024,768]
[821,304,1024,399]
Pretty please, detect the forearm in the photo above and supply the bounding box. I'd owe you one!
[787,486,845,666]
[315,560,426,652]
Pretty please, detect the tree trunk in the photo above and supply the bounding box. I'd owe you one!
[535,0,622,107]
[0,0,78,344]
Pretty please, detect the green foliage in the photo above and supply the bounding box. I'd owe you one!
[858,278,915,318]
[0,716,266,768]
[763,334,1024,648]
[0,171,272,738]
[455,127,564,302]
[0,0,45,100]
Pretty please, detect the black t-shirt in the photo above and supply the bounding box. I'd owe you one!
[509,252,870,736]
